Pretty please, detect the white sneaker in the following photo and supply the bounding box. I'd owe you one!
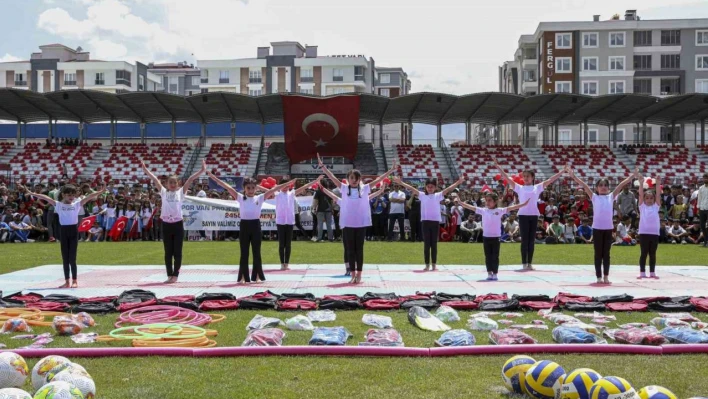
[26,239,35,243]
[311,237,317,242]
[199,237,206,242]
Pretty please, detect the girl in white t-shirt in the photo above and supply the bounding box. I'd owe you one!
[209,172,294,283]
[319,154,396,284]
[455,193,529,280]
[261,176,322,271]
[100,199,117,241]
[142,160,206,283]
[570,167,635,284]
[141,200,154,241]
[394,175,465,271]
[495,162,566,271]
[636,170,662,279]
[22,184,106,288]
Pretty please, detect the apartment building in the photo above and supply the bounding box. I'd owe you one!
[0,43,160,94]
[374,67,413,146]
[148,61,201,96]
[500,10,708,147]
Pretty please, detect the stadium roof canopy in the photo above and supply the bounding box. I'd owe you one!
[0,88,707,127]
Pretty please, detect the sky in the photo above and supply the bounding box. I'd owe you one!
[1,0,707,140]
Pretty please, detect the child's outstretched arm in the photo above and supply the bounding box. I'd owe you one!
[262,179,299,199]
[454,197,477,212]
[568,166,594,199]
[655,176,662,207]
[637,169,645,206]
[206,170,239,199]
[493,161,516,189]
[295,176,323,196]
[392,176,420,195]
[441,176,465,196]
[542,166,567,188]
[317,154,342,189]
[369,183,388,200]
[368,161,398,189]
[506,199,531,213]
[183,160,207,192]
[319,186,340,202]
[19,185,56,207]
[81,185,108,207]
[613,168,637,198]
[141,160,164,191]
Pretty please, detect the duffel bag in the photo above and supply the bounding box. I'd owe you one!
[400,299,439,310]
[605,301,647,312]
[116,298,158,312]
[7,293,43,303]
[440,300,478,310]
[362,299,400,310]
[159,301,200,311]
[691,297,708,312]
[72,302,117,314]
[195,293,236,304]
[318,299,362,310]
[520,301,558,311]
[238,297,277,310]
[117,289,156,303]
[554,292,593,305]
[513,294,551,302]
[648,302,695,312]
[634,296,671,304]
[564,302,607,312]
[594,294,634,303]
[361,292,398,301]
[26,301,69,312]
[160,295,196,303]
[40,294,80,305]
[79,296,118,303]
[435,293,476,302]
[322,294,360,301]
[279,293,316,300]
[199,300,239,311]
[277,299,318,311]
[478,299,519,311]
[475,293,508,303]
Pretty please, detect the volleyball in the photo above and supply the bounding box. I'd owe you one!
[0,388,32,399]
[589,376,639,399]
[501,355,536,394]
[637,386,677,399]
[0,353,28,389]
[555,368,602,399]
[32,381,84,399]
[524,360,566,399]
[31,357,70,391]
[52,370,95,399]
[44,364,87,386]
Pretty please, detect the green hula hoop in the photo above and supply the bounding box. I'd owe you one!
[110,323,183,339]
[136,323,207,339]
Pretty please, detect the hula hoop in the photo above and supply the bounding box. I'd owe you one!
[110,323,183,339]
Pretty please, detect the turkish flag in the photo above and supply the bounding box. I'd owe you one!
[129,218,139,239]
[481,184,492,193]
[78,215,96,232]
[282,94,360,164]
[144,207,158,230]
[109,216,128,240]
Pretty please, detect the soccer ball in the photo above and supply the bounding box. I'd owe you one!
[52,370,95,399]
[501,355,536,394]
[554,368,602,399]
[0,388,32,399]
[31,357,70,391]
[637,386,678,399]
[43,364,86,386]
[589,376,639,399]
[32,381,83,399]
[0,353,29,389]
[524,360,566,399]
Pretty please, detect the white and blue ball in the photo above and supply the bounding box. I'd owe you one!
[524,360,566,399]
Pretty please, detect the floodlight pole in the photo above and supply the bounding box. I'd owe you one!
[16,121,21,146]
[171,119,176,144]
[437,123,442,148]
[642,120,648,145]
[110,119,115,146]
[231,122,236,145]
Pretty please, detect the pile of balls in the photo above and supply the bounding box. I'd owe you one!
[502,355,693,399]
[0,352,96,398]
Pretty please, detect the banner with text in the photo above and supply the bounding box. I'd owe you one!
[290,163,353,175]
[182,195,315,231]
[208,176,243,193]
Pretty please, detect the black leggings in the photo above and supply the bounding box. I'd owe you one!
[344,227,366,272]
[388,213,405,240]
[59,225,78,280]
[277,224,293,264]
[240,219,264,282]
[422,221,439,264]
[483,237,501,274]
[162,221,184,277]
[593,229,614,278]
[700,210,708,244]
[518,215,537,264]
[639,234,659,273]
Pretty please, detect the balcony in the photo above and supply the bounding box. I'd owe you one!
[201,78,208,84]
[355,75,365,82]
[63,81,77,86]
[116,78,131,87]
[333,76,344,82]
[300,76,314,83]
[95,80,105,85]
[14,81,27,86]
[219,78,230,84]
[249,77,262,83]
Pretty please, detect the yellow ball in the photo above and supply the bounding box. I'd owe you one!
[524,360,566,399]
[0,352,29,389]
[638,386,678,399]
[501,355,536,395]
[555,368,602,399]
[589,376,637,399]
[32,381,84,399]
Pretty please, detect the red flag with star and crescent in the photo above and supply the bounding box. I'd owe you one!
[78,215,96,232]
[282,94,360,164]
[109,216,128,240]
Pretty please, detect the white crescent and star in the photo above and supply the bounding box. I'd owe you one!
[302,113,339,147]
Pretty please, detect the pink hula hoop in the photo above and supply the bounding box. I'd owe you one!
[115,305,213,328]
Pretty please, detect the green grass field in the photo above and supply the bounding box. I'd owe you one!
[1,241,708,398]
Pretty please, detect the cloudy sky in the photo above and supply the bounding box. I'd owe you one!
[1,0,707,140]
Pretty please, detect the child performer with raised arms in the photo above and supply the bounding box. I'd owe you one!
[208,172,297,283]
[636,170,662,279]
[393,176,465,271]
[569,166,636,284]
[494,162,566,270]
[318,154,397,284]
[142,160,206,283]
[260,176,323,271]
[21,184,107,288]
[455,194,529,281]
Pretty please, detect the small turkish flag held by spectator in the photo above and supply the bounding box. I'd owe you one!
[282,94,360,164]
[144,207,159,230]
[78,215,96,232]
[129,217,139,239]
[481,184,492,193]
[110,216,128,239]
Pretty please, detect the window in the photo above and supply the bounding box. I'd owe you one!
[95,72,105,85]
[582,32,598,48]
[301,68,313,82]
[634,30,653,46]
[582,57,598,71]
[662,54,681,70]
[192,76,200,86]
[523,47,536,59]
[609,32,626,47]
[327,87,347,95]
[138,75,145,91]
[588,129,598,143]
[168,76,178,94]
[354,66,364,81]
[634,79,652,95]
[248,69,262,84]
[696,79,708,93]
[609,56,625,71]
[299,87,314,94]
[661,30,681,46]
[556,33,572,49]
[660,126,679,143]
[660,78,681,95]
[218,70,229,83]
[633,55,652,70]
[200,70,208,84]
[200,88,208,94]
[249,89,262,96]
[379,73,390,84]
[555,57,571,73]
[697,30,708,46]
[555,81,571,93]
[582,81,598,95]
[523,69,536,82]
[559,130,571,145]
[116,70,131,86]
[14,73,25,85]
[333,68,344,82]
[609,81,625,94]
[379,88,390,97]
[613,129,625,143]
[697,55,708,70]
[64,72,76,86]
